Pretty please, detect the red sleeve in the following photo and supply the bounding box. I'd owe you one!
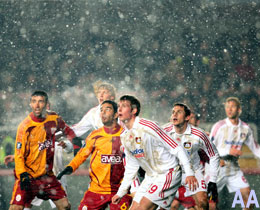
[57,117,76,141]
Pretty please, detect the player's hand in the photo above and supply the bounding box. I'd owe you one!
[58,141,67,149]
[57,166,73,180]
[207,182,218,202]
[112,194,121,204]
[20,172,31,191]
[219,159,225,167]
[185,176,198,192]
[4,155,15,166]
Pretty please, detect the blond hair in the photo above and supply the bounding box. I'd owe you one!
[93,81,116,98]
[225,97,241,108]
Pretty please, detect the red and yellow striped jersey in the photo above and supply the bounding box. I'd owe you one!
[15,112,75,179]
[68,124,125,194]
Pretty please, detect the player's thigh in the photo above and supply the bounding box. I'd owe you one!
[170,199,180,210]
[138,196,159,210]
[192,191,207,206]
[53,197,70,210]
[9,204,24,210]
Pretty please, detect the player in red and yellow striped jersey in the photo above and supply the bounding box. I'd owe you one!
[57,100,132,210]
[9,90,75,210]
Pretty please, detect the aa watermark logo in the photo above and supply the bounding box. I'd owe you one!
[232,190,259,208]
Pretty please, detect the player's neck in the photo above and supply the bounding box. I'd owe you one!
[229,117,239,125]
[174,123,187,134]
[124,116,136,130]
[104,122,120,134]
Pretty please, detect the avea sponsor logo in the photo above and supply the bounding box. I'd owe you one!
[101,155,122,164]
[130,149,145,158]
[38,139,53,151]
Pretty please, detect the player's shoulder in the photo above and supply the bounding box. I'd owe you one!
[46,110,58,116]
[240,119,250,128]
[190,125,209,138]
[18,115,32,130]
[138,117,159,128]
[162,122,173,132]
[81,105,99,119]
[88,127,104,138]
[213,119,226,129]
[138,118,165,135]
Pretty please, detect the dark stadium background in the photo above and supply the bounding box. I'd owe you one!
[0,0,260,209]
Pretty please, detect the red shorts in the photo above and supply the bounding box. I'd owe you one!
[10,174,67,206]
[174,185,196,208]
[78,191,132,210]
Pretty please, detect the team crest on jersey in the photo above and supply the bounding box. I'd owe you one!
[82,205,88,210]
[16,194,21,202]
[135,137,141,144]
[16,142,22,149]
[240,133,246,139]
[183,142,192,150]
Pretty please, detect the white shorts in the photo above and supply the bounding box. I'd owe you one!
[216,169,249,193]
[182,169,207,197]
[133,167,182,210]
[130,176,141,193]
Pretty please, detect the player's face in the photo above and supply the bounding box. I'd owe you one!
[171,106,189,126]
[189,113,198,126]
[225,101,240,119]
[97,88,114,104]
[118,100,135,123]
[30,95,47,117]
[100,103,117,126]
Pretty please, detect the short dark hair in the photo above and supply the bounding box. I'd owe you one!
[31,91,48,103]
[173,103,191,117]
[102,100,118,113]
[191,111,201,120]
[120,95,141,116]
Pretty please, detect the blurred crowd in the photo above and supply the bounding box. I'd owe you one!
[0,1,259,136]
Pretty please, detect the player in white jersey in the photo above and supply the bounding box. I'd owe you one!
[112,95,198,210]
[209,97,260,210]
[71,81,116,137]
[163,103,220,210]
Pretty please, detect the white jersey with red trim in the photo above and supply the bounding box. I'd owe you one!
[210,118,260,176]
[72,105,103,137]
[163,123,219,183]
[116,117,194,198]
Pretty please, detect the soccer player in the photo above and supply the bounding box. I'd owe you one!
[112,95,198,210]
[71,81,116,138]
[57,100,132,210]
[209,97,260,210]
[163,103,220,210]
[5,101,74,210]
[189,112,201,127]
[9,90,75,210]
